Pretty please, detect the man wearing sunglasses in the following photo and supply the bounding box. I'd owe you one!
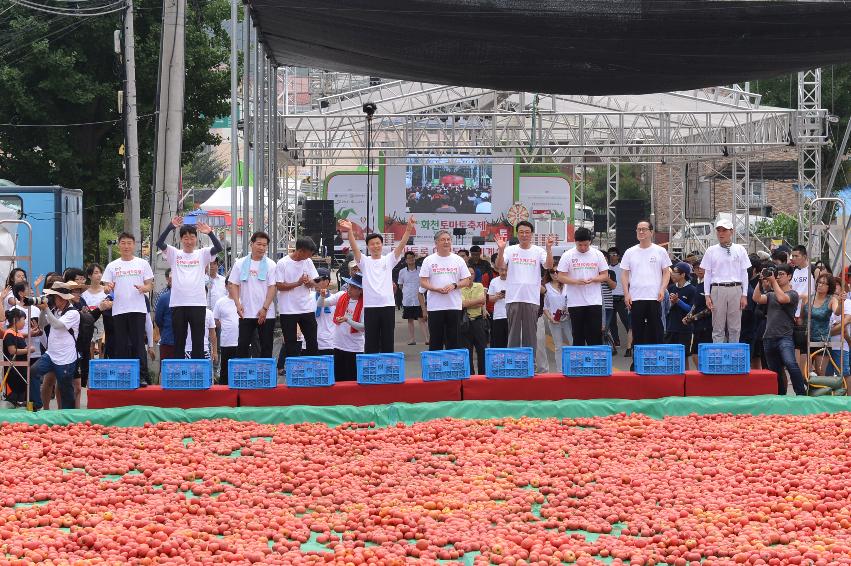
[699,219,751,343]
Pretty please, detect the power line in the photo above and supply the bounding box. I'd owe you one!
[0,112,157,128]
[10,0,127,17]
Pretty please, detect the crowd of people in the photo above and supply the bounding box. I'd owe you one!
[1,215,844,409]
[406,183,492,214]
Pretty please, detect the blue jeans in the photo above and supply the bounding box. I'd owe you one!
[830,349,850,377]
[763,336,806,395]
[30,353,77,410]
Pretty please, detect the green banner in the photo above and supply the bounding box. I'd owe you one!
[2,396,849,428]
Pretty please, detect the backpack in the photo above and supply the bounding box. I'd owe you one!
[62,305,95,357]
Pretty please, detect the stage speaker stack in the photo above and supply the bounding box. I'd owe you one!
[303,199,335,255]
[614,200,647,252]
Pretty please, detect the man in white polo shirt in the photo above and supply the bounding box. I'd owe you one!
[340,216,415,353]
[621,219,671,346]
[700,218,751,343]
[496,221,554,357]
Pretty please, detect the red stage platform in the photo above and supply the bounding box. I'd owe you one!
[87,385,239,409]
[237,378,463,407]
[684,369,777,397]
[462,372,685,401]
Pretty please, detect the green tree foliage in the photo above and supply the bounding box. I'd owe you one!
[754,212,798,247]
[0,0,232,262]
[580,164,650,212]
[183,147,226,189]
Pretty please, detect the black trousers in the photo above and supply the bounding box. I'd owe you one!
[610,297,630,344]
[113,312,148,368]
[428,309,462,351]
[237,317,275,358]
[568,305,603,346]
[334,349,358,382]
[463,316,488,374]
[279,312,318,358]
[219,346,238,385]
[171,306,207,359]
[364,306,396,353]
[630,300,664,345]
[491,318,508,348]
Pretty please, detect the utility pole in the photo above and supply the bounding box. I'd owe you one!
[122,0,141,249]
[229,0,239,265]
[150,0,186,282]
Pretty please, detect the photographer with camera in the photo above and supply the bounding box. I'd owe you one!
[753,263,807,395]
[28,282,81,410]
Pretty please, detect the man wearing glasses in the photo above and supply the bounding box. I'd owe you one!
[699,219,751,343]
[620,220,671,346]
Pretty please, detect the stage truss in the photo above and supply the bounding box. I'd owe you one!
[233,38,827,256]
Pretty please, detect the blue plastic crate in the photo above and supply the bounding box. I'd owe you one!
[88,359,140,390]
[285,356,335,387]
[229,358,278,389]
[356,353,405,384]
[160,359,213,390]
[562,346,612,377]
[633,344,685,375]
[485,347,534,379]
[421,349,470,381]
[698,343,750,374]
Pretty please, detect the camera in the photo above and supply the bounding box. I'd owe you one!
[761,266,776,279]
[22,295,50,307]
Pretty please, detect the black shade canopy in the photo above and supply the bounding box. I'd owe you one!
[248,0,851,95]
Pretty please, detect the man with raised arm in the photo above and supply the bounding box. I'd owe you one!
[156,217,223,359]
[340,216,415,353]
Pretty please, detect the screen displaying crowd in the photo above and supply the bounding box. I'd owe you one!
[405,156,493,214]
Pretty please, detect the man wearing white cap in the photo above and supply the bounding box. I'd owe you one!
[699,218,751,343]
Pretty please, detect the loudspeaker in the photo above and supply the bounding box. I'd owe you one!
[471,236,485,246]
[614,200,648,253]
[304,199,334,212]
[593,214,607,234]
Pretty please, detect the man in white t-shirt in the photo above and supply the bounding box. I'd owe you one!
[29,283,80,411]
[340,215,415,353]
[620,219,671,346]
[206,257,227,310]
[397,251,428,345]
[275,237,320,359]
[213,292,239,385]
[102,231,154,370]
[556,227,609,346]
[228,231,278,358]
[419,230,472,350]
[699,218,751,343]
[156,216,223,359]
[495,221,554,356]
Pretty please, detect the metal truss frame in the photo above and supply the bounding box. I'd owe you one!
[797,69,824,251]
[606,164,619,233]
[667,163,686,248]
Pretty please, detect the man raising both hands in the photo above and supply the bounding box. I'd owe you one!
[340,216,415,353]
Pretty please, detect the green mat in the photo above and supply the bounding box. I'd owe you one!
[0,396,848,427]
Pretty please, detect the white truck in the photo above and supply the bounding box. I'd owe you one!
[669,213,770,257]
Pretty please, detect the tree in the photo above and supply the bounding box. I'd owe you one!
[581,164,650,212]
[183,147,226,189]
[0,0,233,263]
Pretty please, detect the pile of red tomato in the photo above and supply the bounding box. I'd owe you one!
[1,412,850,565]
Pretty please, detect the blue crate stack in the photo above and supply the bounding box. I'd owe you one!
[285,356,335,387]
[697,343,750,374]
[561,346,612,377]
[485,347,534,378]
[633,344,685,375]
[88,359,140,390]
[421,349,470,381]
[229,358,278,389]
[356,352,405,384]
[160,359,213,390]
